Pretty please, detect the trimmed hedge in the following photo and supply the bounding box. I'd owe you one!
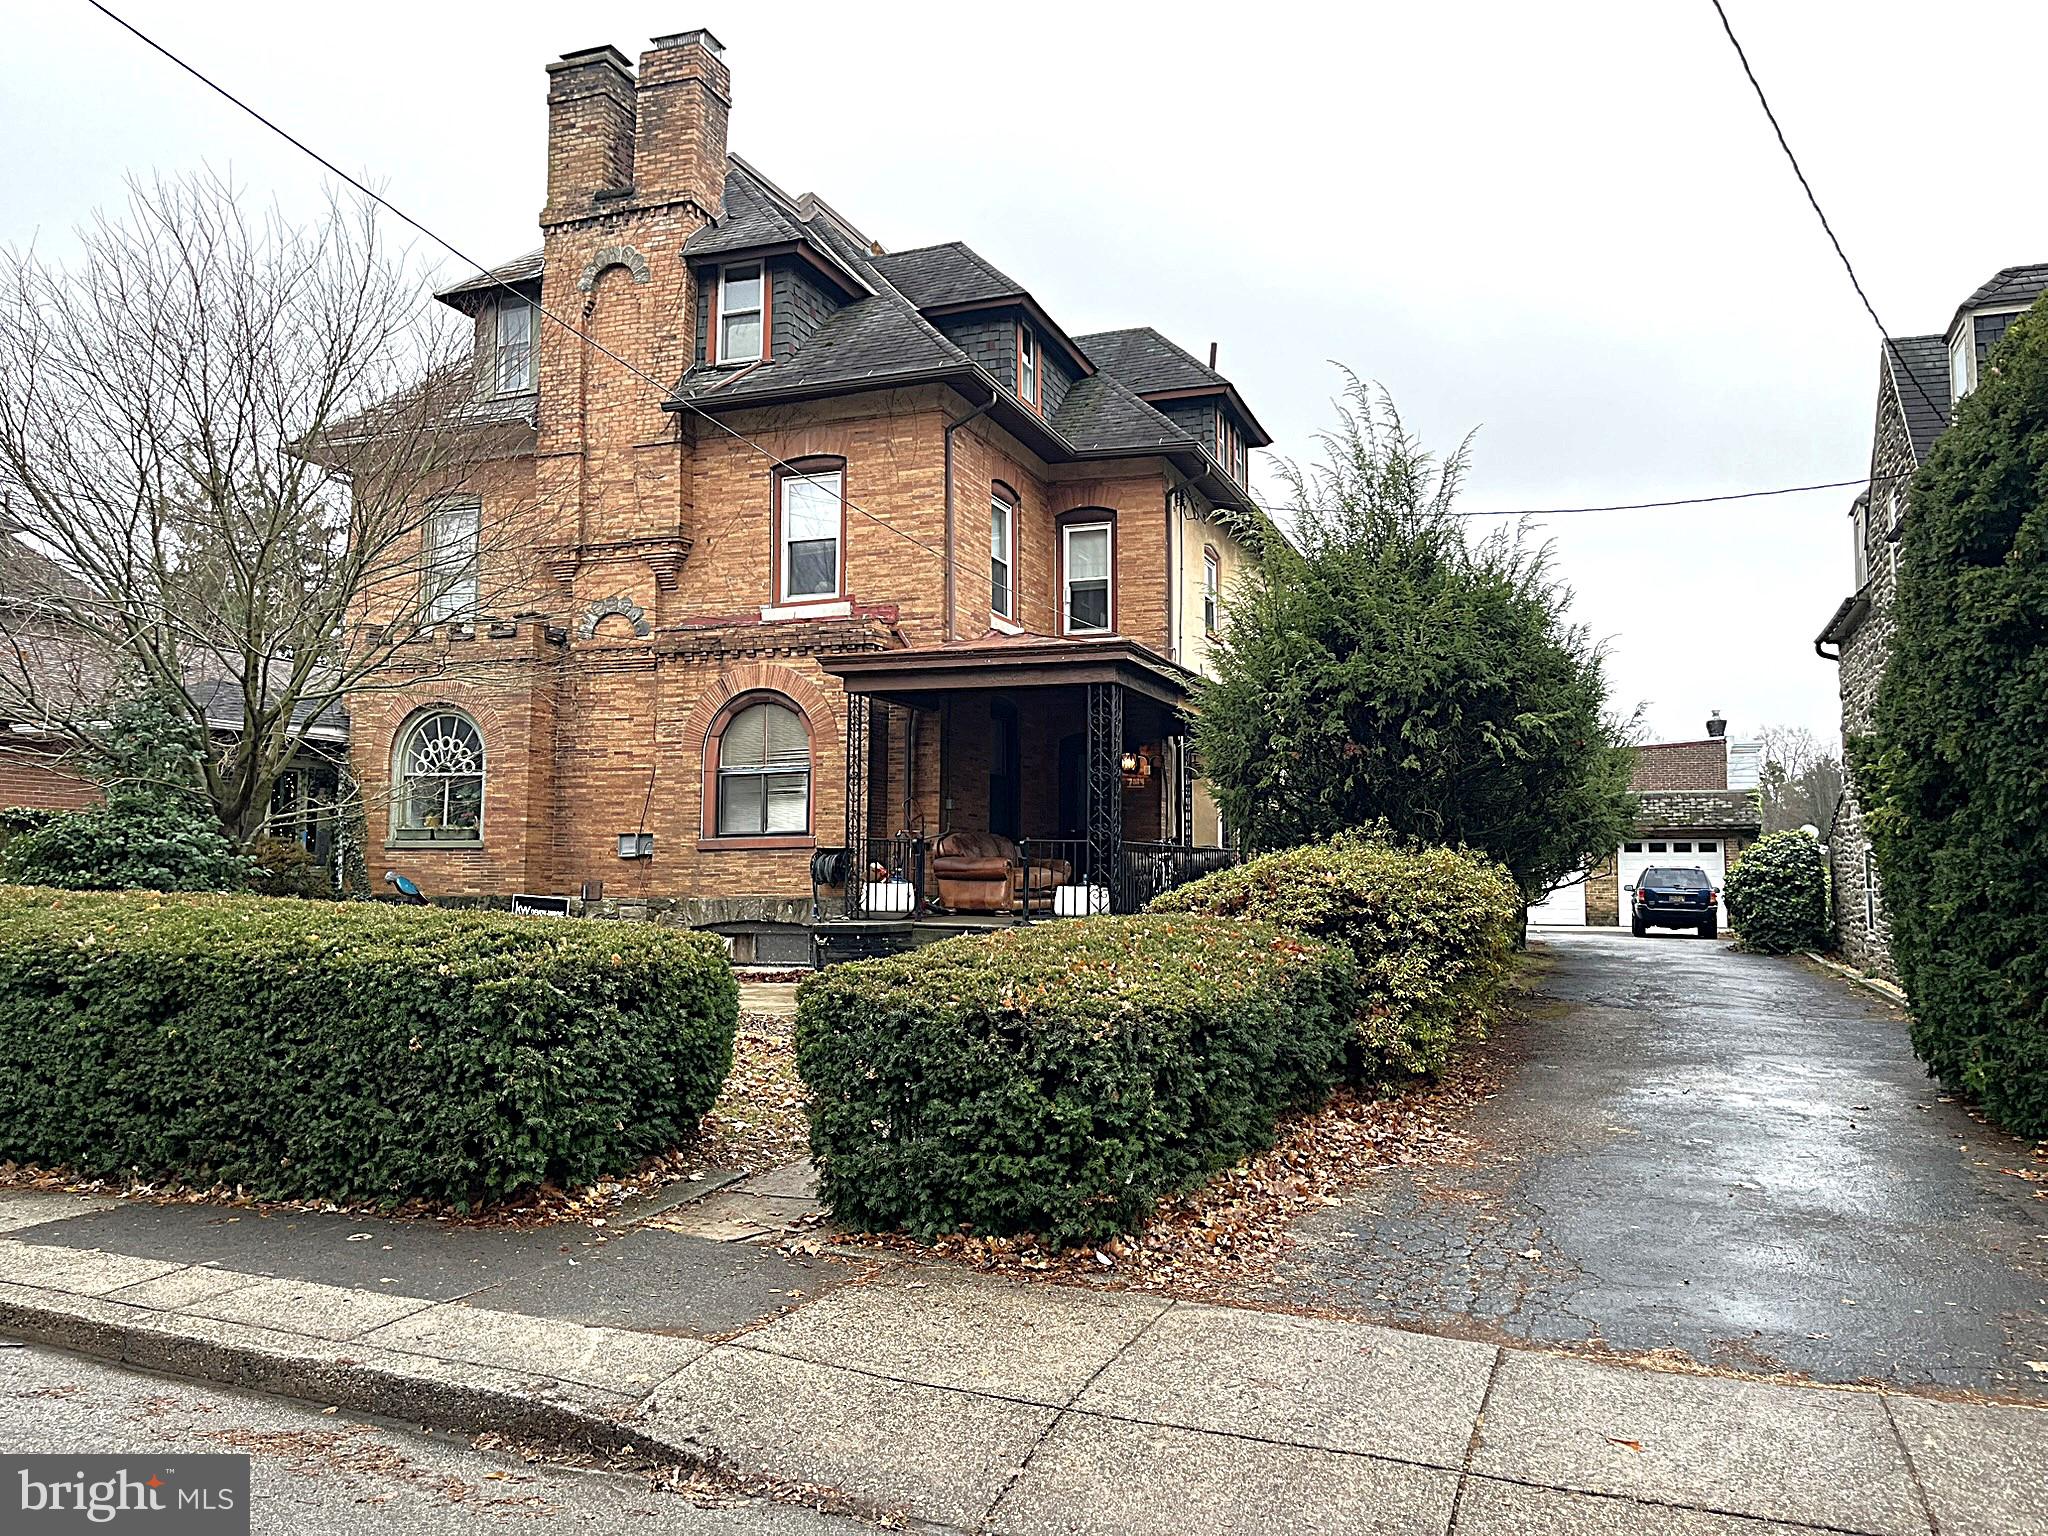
[795,915,1359,1245]
[1723,831,1830,955]
[0,887,738,1206]
[1148,833,1519,1080]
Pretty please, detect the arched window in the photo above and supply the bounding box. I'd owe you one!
[713,698,811,837]
[393,711,484,843]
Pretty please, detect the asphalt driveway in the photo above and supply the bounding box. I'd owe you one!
[1265,928,2048,1400]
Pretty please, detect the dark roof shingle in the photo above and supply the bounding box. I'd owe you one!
[1883,335,1950,464]
[867,243,1026,310]
[435,250,543,309]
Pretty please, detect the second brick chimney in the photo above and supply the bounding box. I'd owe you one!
[633,30,730,220]
[544,45,636,216]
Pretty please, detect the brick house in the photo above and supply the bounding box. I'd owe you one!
[348,31,1267,959]
[1815,263,2048,980]
[0,530,100,814]
[1529,713,1762,929]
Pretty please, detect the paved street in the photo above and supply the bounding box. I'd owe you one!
[0,1343,900,1534]
[1268,928,2048,1398]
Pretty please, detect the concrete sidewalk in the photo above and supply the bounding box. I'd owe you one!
[0,1213,2042,1534]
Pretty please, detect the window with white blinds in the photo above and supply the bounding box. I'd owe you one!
[716,700,811,836]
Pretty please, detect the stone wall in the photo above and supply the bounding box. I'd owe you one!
[1828,360,1909,981]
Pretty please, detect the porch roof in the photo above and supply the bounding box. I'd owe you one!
[816,634,1195,708]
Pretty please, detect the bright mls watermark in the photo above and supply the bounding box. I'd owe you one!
[3,1456,249,1533]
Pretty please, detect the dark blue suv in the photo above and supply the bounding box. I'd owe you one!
[1629,865,1719,939]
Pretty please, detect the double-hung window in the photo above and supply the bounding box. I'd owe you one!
[1062,520,1112,635]
[990,486,1016,621]
[718,263,765,362]
[715,700,811,837]
[1948,326,1972,403]
[778,463,843,601]
[1203,548,1220,634]
[1016,325,1039,409]
[422,498,481,622]
[492,301,537,395]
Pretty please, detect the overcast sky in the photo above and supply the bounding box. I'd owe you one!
[6,1,2043,749]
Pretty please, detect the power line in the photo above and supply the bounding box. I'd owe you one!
[81,0,961,580]
[1705,0,1952,433]
[84,0,1893,576]
[1268,471,1901,523]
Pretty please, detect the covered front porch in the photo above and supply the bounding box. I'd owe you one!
[811,638,1234,954]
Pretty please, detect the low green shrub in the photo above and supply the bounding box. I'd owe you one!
[1723,831,1830,955]
[796,915,1359,1246]
[0,796,248,893]
[0,887,738,1206]
[1148,832,1519,1080]
[245,836,334,899]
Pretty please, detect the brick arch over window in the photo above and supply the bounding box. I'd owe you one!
[683,663,841,847]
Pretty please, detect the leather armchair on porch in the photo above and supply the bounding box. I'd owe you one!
[931,831,1071,913]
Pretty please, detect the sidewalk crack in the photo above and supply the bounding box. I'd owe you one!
[977,1296,1175,1535]
[1446,1345,1506,1535]
[1879,1393,1942,1536]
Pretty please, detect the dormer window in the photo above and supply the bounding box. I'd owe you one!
[1016,324,1040,411]
[1949,326,1972,403]
[491,300,538,395]
[1215,410,1246,485]
[717,263,765,363]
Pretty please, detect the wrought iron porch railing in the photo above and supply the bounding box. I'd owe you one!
[843,833,927,919]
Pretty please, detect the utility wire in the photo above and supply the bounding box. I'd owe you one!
[1705,0,1951,432]
[82,0,961,578]
[1274,473,1897,523]
[86,0,1893,569]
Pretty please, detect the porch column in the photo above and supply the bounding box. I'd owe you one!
[844,690,869,918]
[1086,680,1124,907]
[1177,732,1195,847]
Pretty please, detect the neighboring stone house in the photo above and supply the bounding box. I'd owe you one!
[1816,262,2048,980]
[348,31,1271,958]
[1530,713,1763,929]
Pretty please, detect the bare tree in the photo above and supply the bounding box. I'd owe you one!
[1757,723,1845,836]
[0,173,537,843]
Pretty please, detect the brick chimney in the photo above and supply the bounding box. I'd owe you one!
[633,29,730,220]
[544,46,637,217]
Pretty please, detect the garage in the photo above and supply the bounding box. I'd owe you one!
[1619,836,1726,901]
[1528,874,1588,927]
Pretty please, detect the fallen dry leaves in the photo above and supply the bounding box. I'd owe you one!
[836,1047,1502,1302]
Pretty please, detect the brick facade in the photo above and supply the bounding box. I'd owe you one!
[0,739,100,813]
[345,33,1253,929]
[1631,739,1726,791]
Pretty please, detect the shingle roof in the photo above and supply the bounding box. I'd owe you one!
[435,250,543,309]
[674,170,973,408]
[868,243,1026,309]
[1078,326,1229,396]
[1051,373,1199,456]
[683,163,812,258]
[1954,263,2048,319]
[1633,788,1761,833]
[1882,335,1950,464]
[1076,326,1272,445]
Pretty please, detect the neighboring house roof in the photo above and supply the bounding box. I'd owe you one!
[1078,327,1274,446]
[1882,335,1950,464]
[189,676,349,743]
[1633,788,1762,833]
[1950,263,2048,327]
[1630,738,1728,793]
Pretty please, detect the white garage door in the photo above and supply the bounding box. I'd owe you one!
[1619,837,1727,902]
[1527,874,1587,926]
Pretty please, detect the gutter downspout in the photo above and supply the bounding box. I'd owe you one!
[942,389,997,643]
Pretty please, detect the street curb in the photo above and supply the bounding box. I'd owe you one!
[1802,951,1911,1007]
[0,1285,673,1462]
